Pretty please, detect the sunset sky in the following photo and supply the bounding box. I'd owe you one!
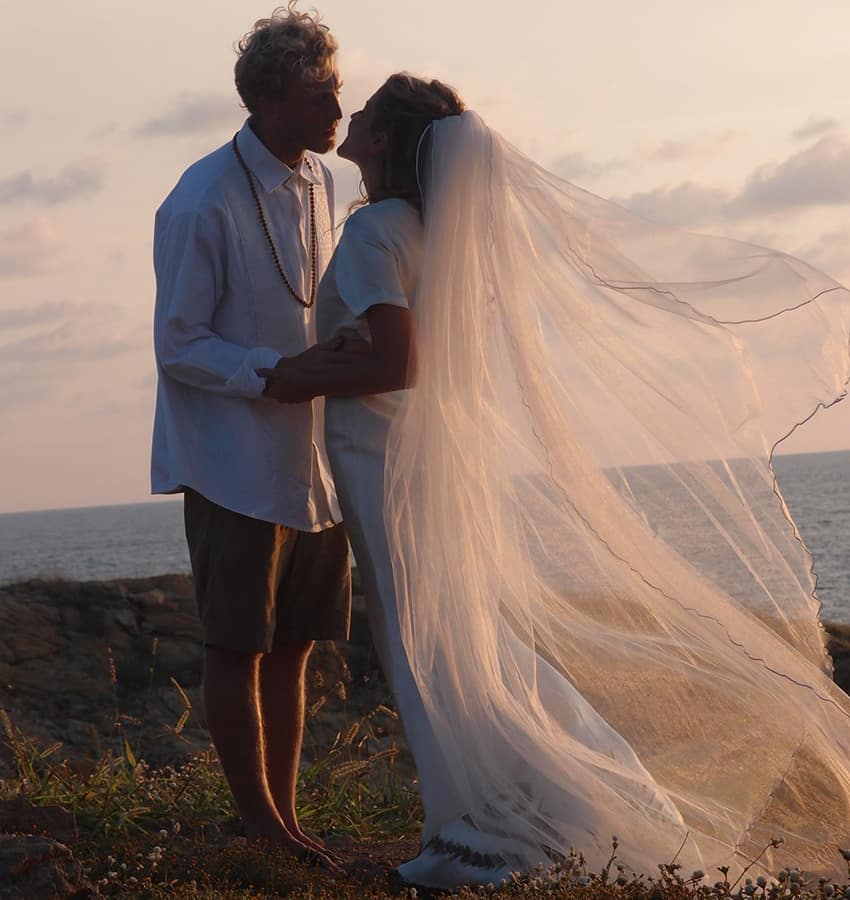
[2,0,849,513]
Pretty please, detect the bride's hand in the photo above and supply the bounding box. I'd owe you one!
[338,336,371,355]
[256,337,372,402]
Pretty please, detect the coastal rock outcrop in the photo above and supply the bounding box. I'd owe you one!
[0,573,848,778]
[0,833,94,899]
[0,573,392,775]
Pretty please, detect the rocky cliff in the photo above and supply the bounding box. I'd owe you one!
[1,574,849,775]
[0,573,393,775]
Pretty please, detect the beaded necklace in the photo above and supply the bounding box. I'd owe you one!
[232,134,318,308]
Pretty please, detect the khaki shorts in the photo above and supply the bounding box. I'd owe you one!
[183,489,352,653]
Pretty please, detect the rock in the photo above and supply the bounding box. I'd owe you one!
[60,720,103,763]
[0,575,396,776]
[59,607,80,629]
[129,589,169,610]
[0,577,213,772]
[111,608,138,633]
[0,799,77,844]
[0,834,94,899]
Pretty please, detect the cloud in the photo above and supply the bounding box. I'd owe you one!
[550,152,627,183]
[0,316,132,365]
[616,132,850,226]
[90,123,118,141]
[136,93,242,137]
[730,133,850,216]
[549,130,741,189]
[0,301,67,330]
[791,116,842,142]
[643,130,741,163]
[0,303,135,413]
[0,218,65,278]
[796,226,850,281]
[1,108,28,128]
[0,161,104,206]
[0,367,63,414]
[614,181,731,227]
[90,393,154,419]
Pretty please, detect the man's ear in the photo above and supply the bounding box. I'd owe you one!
[255,90,290,122]
[255,96,275,120]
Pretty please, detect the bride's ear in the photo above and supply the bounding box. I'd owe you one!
[371,129,389,154]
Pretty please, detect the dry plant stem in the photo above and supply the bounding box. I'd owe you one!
[668,830,690,868]
[729,839,783,891]
[106,646,127,757]
[138,637,160,758]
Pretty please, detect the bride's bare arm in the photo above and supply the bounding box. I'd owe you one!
[258,304,416,403]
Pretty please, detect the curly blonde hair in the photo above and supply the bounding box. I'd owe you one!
[234,3,338,113]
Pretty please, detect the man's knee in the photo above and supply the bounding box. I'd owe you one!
[205,644,262,674]
[266,640,314,668]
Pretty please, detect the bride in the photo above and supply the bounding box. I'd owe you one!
[261,73,850,889]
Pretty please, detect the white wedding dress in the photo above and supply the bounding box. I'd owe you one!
[318,112,850,890]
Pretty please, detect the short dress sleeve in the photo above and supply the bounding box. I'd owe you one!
[334,209,410,318]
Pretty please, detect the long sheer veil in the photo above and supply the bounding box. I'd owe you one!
[382,110,850,878]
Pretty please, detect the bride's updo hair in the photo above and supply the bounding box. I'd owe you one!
[372,73,465,210]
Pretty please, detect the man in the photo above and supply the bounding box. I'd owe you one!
[151,5,349,863]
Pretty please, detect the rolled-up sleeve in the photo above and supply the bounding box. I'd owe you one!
[153,206,280,398]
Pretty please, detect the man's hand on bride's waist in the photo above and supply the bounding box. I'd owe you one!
[257,337,372,402]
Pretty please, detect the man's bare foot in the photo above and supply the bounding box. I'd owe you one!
[281,820,334,856]
[244,816,302,851]
[283,821,345,866]
[245,819,342,873]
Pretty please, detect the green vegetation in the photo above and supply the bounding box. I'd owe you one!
[3,612,850,898]
[4,707,850,899]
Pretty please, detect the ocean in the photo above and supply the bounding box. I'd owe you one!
[0,450,847,620]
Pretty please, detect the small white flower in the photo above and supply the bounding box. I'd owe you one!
[693,870,706,880]
[576,875,591,887]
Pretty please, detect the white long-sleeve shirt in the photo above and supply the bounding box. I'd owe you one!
[151,118,341,530]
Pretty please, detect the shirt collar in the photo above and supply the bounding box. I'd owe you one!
[235,118,323,192]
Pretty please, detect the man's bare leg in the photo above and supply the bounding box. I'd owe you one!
[202,645,305,852]
[259,640,326,852]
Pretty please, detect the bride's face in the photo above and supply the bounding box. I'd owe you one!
[337,91,387,165]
